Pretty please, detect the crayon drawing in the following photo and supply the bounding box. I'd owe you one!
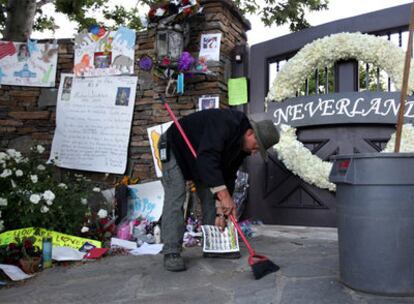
[0,41,58,87]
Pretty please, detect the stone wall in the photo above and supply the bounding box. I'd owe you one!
[0,0,250,186]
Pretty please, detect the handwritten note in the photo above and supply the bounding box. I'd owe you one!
[49,73,137,174]
[228,77,248,106]
[128,181,164,222]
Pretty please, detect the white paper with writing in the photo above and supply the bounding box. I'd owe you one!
[49,73,137,174]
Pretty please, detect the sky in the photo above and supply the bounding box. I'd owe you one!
[32,0,412,46]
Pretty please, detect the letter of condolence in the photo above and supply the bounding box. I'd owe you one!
[49,74,138,174]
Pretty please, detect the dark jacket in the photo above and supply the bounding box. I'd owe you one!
[167,109,251,192]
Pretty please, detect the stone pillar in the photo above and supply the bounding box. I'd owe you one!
[131,0,251,181]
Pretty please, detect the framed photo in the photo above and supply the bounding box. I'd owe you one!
[94,52,112,69]
[198,96,219,111]
[115,87,131,106]
[61,76,73,101]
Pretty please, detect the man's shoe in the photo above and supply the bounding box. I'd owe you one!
[164,253,186,272]
[203,251,241,259]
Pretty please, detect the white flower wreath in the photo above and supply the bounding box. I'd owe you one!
[267,32,414,102]
[274,124,414,192]
[268,32,414,191]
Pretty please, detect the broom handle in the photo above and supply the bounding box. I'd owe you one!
[395,3,414,152]
[162,98,256,257]
[229,215,256,257]
[163,101,198,158]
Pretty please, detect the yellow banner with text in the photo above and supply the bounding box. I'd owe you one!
[0,227,101,250]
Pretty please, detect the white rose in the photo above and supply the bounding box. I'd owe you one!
[0,198,7,206]
[42,190,55,202]
[80,198,88,205]
[30,194,41,204]
[0,169,12,178]
[31,175,38,183]
[6,149,17,157]
[81,226,89,233]
[36,145,45,154]
[40,205,49,213]
[0,152,8,161]
[58,183,68,189]
[46,200,53,206]
[92,187,101,192]
[97,209,108,219]
[37,164,46,171]
[15,169,23,177]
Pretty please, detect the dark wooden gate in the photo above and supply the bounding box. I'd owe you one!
[244,4,411,227]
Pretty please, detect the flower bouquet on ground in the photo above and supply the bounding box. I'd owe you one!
[81,208,117,247]
[0,237,42,274]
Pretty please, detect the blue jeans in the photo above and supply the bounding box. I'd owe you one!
[160,139,215,254]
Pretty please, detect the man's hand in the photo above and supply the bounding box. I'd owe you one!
[216,188,237,218]
[215,212,227,231]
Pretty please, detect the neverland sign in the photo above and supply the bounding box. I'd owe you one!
[260,92,414,127]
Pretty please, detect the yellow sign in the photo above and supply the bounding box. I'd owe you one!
[0,227,101,250]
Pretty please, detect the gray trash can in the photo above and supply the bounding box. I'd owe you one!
[330,153,414,296]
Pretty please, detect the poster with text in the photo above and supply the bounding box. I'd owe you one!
[0,40,58,87]
[74,26,136,77]
[49,73,138,174]
[127,181,164,222]
[147,121,173,177]
[198,33,222,61]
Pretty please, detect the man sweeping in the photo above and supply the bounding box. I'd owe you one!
[158,108,279,272]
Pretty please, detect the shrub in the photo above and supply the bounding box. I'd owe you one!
[0,146,93,235]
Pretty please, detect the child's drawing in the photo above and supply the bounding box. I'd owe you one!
[0,41,58,87]
[74,26,136,77]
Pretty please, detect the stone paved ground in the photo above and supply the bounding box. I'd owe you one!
[0,226,413,304]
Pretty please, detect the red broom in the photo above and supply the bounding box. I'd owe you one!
[162,98,280,279]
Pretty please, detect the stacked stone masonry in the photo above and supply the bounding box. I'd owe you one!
[0,0,250,186]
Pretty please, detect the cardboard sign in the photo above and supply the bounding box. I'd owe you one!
[146,121,173,177]
[0,40,58,87]
[49,74,137,174]
[0,228,101,250]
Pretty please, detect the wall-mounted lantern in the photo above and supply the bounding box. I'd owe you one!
[155,24,185,62]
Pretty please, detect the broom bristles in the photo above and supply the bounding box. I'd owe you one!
[251,259,280,280]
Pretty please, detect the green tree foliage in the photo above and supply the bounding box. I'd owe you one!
[234,0,329,31]
[0,0,329,40]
